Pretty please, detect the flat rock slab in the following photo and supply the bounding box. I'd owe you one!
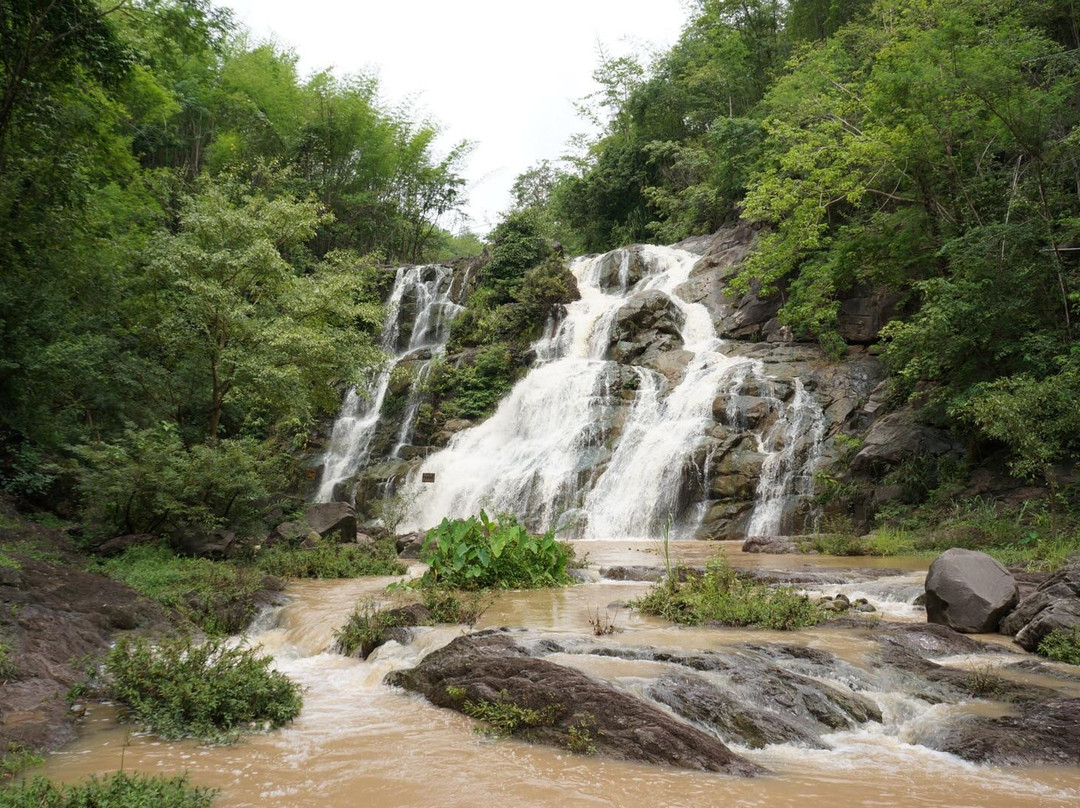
[386,632,764,776]
[1000,560,1080,651]
[925,548,1017,633]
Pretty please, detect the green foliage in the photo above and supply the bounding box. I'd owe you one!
[103,635,302,743]
[0,744,40,783]
[426,345,519,422]
[332,599,402,658]
[420,512,574,590]
[256,540,405,579]
[566,713,599,755]
[461,692,561,736]
[90,544,264,636]
[0,773,215,808]
[631,555,825,630]
[75,424,282,539]
[1037,628,1080,665]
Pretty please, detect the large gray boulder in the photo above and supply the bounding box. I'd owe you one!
[303,501,357,543]
[607,289,685,364]
[851,407,963,477]
[924,549,1018,633]
[999,559,1080,651]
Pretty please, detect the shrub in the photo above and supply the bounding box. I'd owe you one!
[461,691,560,736]
[256,541,404,579]
[0,772,214,808]
[420,512,573,590]
[333,600,402,658]
[631,556,825,630]
[103,636,302,743]
[89,545,264,635]
[1038,628,1080,665]
[0,744,41,783]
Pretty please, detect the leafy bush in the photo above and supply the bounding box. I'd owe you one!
[1038,628,1080,665]
[0,744,41,783]
[631,556,825,630]
[75,424,283,539]
[90,545,265,635]
[104,635,302,743]
[256,541,404,579]
[420,512,573,590]
[460,691,560,736]
[333,600,403,658]
[0,772,214,808]
[426,344,519,421]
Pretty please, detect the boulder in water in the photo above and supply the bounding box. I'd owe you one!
[999,559,1080,650]
[386,632,764,775]
[741,536,801,554]
[924,548,1018,633]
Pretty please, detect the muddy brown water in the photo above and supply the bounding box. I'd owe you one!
[29,542,1080,807]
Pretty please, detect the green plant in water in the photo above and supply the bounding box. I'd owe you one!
[566,713,599,755]
[103,635,302,743]
[462,691,561,736]
[420,511,573,590]
[964,662,1004,697]
[631,554,825,630]
[1038,628,1080,665]
[333,599,404,658]
[0,772,215,807]
[0,744,42,783]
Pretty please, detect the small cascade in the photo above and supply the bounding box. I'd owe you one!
[315,265,464,502]
[745,377,827,537]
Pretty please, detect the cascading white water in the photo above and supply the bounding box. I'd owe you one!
[745,377,827,537]
[400,246,792,538]
[315,265,463,502]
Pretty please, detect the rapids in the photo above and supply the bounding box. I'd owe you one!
[34,544,1080,807]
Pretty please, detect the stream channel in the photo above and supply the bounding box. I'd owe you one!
[35,541,1080,807]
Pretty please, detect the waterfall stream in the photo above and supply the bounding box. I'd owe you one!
[315,265,464,502]
[396,245,826,538]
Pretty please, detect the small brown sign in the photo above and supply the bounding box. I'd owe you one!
[422,473,436,484]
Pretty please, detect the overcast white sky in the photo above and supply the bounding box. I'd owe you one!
[220,1,689,233]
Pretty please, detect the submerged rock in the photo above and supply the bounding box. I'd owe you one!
[924,548,1018,633]
[741,536,802,554]
[386,632,764,775]
[921,698,1080,766]
[646,673,826,749]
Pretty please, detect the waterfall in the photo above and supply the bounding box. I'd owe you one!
[400,245,800,539]
[315,264,464,503]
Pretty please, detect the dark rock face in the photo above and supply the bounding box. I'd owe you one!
[835,288,903,344]
[395,531,425,558]
[924,549,1018,633]
[303,502,357,543]
[922,698,1080,766]
[593,246,653,293]
[851,407,963,477]
[741,536,801,554]
[386,632,764,775]
[999,560,1080,650]
[93,533,155,557]
[647,673,825,749]
[608,290,686,364]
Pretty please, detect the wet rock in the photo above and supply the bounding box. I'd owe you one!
[395,532,425,558]
[587,645,881,731]
[303,502,357,543]
[608,290,686,364]
[999,559,1080,651]
[872,621,997,657]
[599,566,664,582]
[698,501,754,541]
[741,536,801,554]
[646,673,825,749]
[924,549,1018,634]
[594,246,653,292]
[922,698,1080,766]
[386,632,764,775]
